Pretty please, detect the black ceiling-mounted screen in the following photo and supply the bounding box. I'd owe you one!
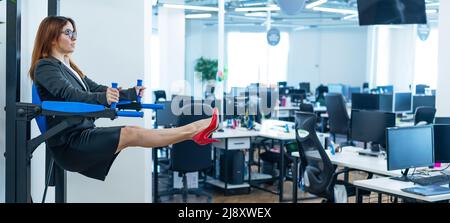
[357,0,427,26]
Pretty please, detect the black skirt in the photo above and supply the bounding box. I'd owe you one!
[50,126,123,181]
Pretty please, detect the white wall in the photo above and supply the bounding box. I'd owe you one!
[436,0,450,116]
[59,0,152,203]
[0,0,6,203]
[287,27,368,91]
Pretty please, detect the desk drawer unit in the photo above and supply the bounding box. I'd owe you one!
[214,137,250,150]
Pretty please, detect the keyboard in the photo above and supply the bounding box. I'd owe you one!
[402,185,450,196]
[411,175,450,186]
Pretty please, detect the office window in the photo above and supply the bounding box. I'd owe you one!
[413,28,438,89]
[227,32,289,91]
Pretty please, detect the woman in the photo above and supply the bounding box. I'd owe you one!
[29,16,217,181]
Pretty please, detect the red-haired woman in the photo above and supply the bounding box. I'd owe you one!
[30,16,217,181]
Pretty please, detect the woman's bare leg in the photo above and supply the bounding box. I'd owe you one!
[116,118,212,153]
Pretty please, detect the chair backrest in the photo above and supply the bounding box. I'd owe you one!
[325,93,350,136]
[416,84,429,95]
[153,90,167,102]
[295,112,334,199]
[171,103,213,173]
[414,106,436,125]
[32,84,47,134]
[299,103,314,113]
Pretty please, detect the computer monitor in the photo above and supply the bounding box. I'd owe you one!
[434,124,450,163]
[299,82,310,93]
[289,89,306,104]
[415,84,429,95]
[230,87,246,97]
[351,93,379,111]
[328,84,344,95]
[357,0,427,26]
[378,94,393,112]
[412,95,436,113]
[387,125,434,181]
[222,96,236,120]
[435,117,450,125]
[278,81,287,88]
[394,92,412,113]
[347,87,361,102]
[377,85,394,94]
[156,101,178,128]
[351,110,396,150]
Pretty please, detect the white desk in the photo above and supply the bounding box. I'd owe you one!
[292,146,401,177]
[354,177,450,203]
[273,106,326,119]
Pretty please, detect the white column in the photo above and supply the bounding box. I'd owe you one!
[436,1,450,116]
[216,0,225,98]
[158,6,186,97]
[59,0,152,202]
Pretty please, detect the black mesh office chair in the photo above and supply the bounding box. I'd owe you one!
[160,103,213,203]
[153,90,167,102]
[294,112,370,203]
[325,93,352,145]
[299,103,314,113]
[414,106,436,125]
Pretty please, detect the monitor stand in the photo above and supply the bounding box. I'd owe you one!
[390,168,410,182]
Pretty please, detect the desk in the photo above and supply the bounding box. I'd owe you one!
[291,146,401,203]
[273,106,326,119]
[354,177,450,203]
[210,127,262,195]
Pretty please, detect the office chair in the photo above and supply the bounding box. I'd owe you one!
[325,93,353,146]
[315,85,328,106]
[414,106,437,126]
[299,103,314,113]
[153,90,167,102]
[294,112,370,203]
[415,84,429,95]
[160,103,213,203]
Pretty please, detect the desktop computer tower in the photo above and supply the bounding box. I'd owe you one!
[219,150,245,185]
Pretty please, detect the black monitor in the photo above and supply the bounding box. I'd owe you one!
[394,92,412,113]
[278,81,287,87]
[156,101,178,128]
[289,89,306,103]
[347,87,361,102]
[412,95,436,113]
[435,117,450,125]
[387,125,434,181]
[299,82,310,93]
[434,125,450,163]
[351,93,379,111]
[351,110,396,150]
[415,84,429,95]
[357,0,427,26]
[378,94,393,112]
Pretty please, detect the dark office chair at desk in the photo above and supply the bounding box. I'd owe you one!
[414,106,436,125]
[299,103,314,113]
[154,90,167,102]
[160,103,213,203]
[325,93,353,146]
[294,112,370,203]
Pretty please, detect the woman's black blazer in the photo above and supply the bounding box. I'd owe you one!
[34,56,137,147]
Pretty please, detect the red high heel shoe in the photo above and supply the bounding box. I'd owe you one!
[192,108,220,145]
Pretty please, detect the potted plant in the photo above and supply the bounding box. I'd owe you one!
[195,57,218,96]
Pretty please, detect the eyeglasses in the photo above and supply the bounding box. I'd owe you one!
[62,29,77,40]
